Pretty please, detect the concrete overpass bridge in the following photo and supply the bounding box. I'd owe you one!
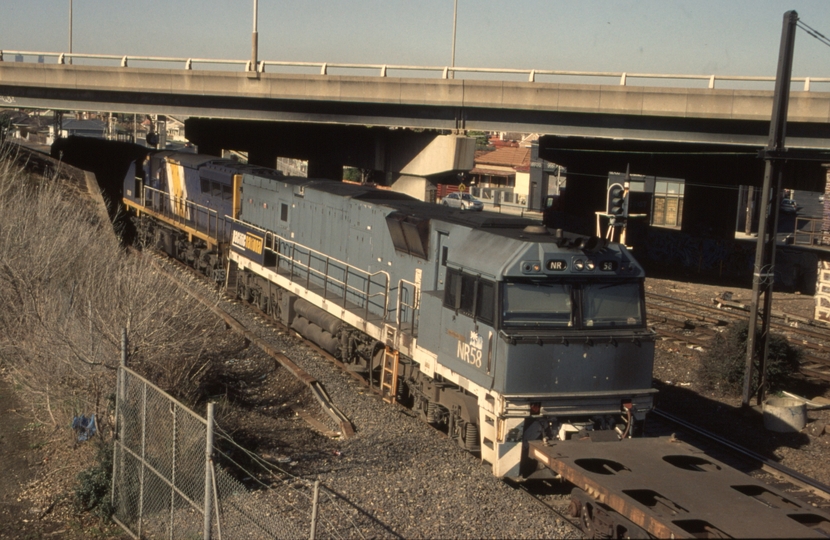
[1,50,829,199]
[2,51,829,146]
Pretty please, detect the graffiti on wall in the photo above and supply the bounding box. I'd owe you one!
[638,228,818,293]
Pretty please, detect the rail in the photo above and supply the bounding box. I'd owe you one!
[229,222,391,323]
[142,185,230,244]
[2,49,829,91]
[396,278,420,336]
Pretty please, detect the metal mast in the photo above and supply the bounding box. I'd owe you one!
[742,10,798,407]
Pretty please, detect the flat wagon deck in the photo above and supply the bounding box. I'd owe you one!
[529,437,830,538]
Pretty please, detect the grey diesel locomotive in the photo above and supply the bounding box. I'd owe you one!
[123,151,656,479]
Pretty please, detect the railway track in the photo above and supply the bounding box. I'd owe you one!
[136,246,578,536]
[651,408,830,510]
[523,407,830,538]
[141,246,830,537]
[646,292,830,382]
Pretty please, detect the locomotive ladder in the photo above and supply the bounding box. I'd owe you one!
[380,347,399,404]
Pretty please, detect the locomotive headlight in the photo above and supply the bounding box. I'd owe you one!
[586,260,596,271]
[532,263,541,272]
[573,259,585,271]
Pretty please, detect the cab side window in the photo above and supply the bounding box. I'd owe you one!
[443,269,496,325]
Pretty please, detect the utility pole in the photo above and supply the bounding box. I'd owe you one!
[250,0,258,71]
[742,10,798,407]
[450,0,458,79]
[68,0,73,64]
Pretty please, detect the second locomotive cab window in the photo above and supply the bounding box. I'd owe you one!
[581,282,643,328]
[501,280,644,330]
[443,269,495,325]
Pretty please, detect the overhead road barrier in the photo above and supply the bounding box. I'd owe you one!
[2,49,828,91]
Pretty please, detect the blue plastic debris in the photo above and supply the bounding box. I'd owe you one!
[71,414,97,442]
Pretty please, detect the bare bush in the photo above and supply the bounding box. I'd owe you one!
[697,320,802,396]
[0,143,242,433]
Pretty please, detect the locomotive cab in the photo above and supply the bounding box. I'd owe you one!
[425,228,656,478]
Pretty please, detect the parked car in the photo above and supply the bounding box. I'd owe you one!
[442,192,484,211]
[780,199,798,214]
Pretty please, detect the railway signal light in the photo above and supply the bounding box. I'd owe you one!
[607,183,628,217]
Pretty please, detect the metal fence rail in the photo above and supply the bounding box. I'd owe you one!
[112,364,314,539]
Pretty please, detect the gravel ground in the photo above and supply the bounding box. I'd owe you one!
[647,277,830,489]
[201,271,830,538]
[195,276,579,539]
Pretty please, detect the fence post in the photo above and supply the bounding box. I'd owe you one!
[110,328,127,509]
[138,380,147,537]
[203,403,215,540]
[309,480,320,540]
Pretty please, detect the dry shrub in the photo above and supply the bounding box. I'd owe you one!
[698,320,802,396]
[0,143,241,433]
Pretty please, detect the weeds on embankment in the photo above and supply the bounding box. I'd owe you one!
[0,143,243,524]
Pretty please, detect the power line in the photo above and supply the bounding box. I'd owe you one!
[797,20,830,48]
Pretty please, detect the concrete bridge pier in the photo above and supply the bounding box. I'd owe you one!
[183,118,476,196]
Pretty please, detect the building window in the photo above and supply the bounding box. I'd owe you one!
[652,180,684,228]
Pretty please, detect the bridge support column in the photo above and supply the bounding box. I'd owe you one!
[307,160,343,181]
[391,175,438,203]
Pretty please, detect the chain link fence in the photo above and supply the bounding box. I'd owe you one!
[111,365,358,539]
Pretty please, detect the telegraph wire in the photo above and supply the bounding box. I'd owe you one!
[797,20,830,48]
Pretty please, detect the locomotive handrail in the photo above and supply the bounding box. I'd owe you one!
[143,186,230,244]
[232,218,391,322]
[3,49,829,91]
[396,279,420,336]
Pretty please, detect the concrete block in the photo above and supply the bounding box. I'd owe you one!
[788,92,830,123]
[685,90,737,119]
[462,80,504,108]
[501,82,559,111]
[299,76,343,101]
[640,87,689,117]
[193,72,240,95]
[168,71,206,95]
[338,76,401,104]
[557,84,602,112]
[729,90,773,120]
[115,69,175,96]
[266,74,309,100]
[397,78,465,107]
[598,86,644,115]
[234,74,272,100]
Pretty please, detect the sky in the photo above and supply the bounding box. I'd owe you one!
[1,1,828,86]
